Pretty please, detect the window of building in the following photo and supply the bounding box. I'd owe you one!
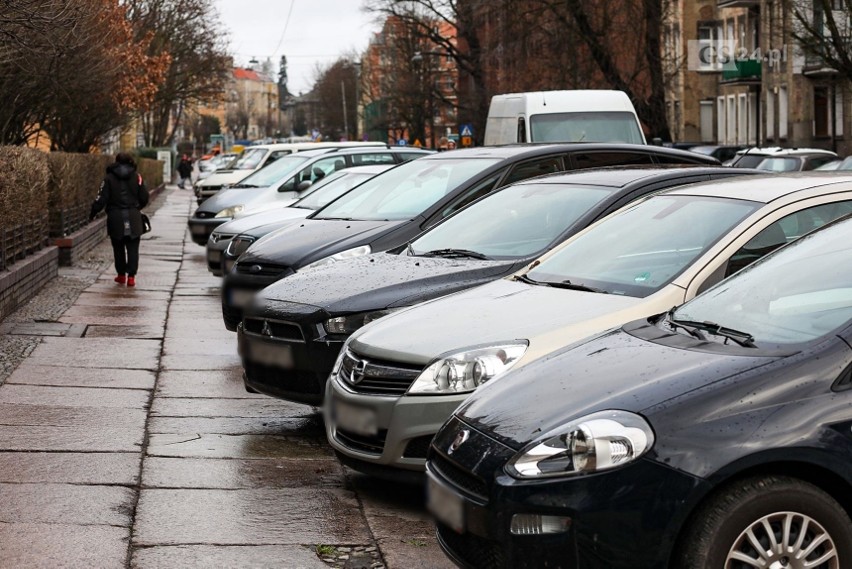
[815,87,829,137]
[779,86,789,138]
[700,101,714,143]
[766,91,776,140]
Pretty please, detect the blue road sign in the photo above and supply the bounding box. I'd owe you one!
[460,124,474,137]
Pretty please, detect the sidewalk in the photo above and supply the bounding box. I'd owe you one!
[0,187,452,569]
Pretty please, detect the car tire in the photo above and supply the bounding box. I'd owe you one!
[675,475,852,569]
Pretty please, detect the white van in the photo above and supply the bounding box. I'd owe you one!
[194,141,386,203]
[483,90,646,146]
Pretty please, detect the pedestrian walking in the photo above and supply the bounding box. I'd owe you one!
[89,152,149,287]
[177,154,193,189]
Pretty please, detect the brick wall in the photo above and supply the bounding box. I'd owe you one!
[0,247,58,321]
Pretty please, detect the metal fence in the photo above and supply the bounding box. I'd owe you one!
[49,203,90,239]
[0,214,50,271]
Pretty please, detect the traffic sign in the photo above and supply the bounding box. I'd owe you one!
[460,124,474,137]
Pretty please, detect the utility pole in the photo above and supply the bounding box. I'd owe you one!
[341,80,349,140]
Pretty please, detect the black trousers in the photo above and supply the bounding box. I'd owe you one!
[111,237,140,276]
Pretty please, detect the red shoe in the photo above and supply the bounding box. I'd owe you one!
[127,276,136,287]
[114,275,126,284]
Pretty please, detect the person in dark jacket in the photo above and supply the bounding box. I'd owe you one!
[177,154,192,189]
[89,153,149,287]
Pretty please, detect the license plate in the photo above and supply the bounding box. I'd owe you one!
[333,399,378,437]
[190,224,207,236]
[229,288,256,308]
[247,338,293,368]
[427,474,465,533]
[208,250,222,263]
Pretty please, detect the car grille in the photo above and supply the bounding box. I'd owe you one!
[234,262,290,277]
[210,232,234,244]
[194,211,216,219]
[201,185,223,193]
[437,522,505,569]
[403,435,433,459]
[243,361,322,395]
[243,318,305,343]
[338,350,423,396]
[430,453,489,503]
[334,427,387,455]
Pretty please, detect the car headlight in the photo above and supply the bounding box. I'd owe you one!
[506,410,654,479]
[215,205,244,218]
[325,308,401,335]
[226,235,256,258]
[407,342,528,395]
[302,245,371,271]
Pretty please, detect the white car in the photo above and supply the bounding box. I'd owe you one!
[326,173,852,474]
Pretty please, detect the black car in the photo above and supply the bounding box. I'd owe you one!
[426,214,852,568]
[222,144,719,329]
[688,144,745,162]
[239,166,759,405]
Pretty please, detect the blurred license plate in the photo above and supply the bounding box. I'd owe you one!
[248,339,293,368]
[208,250,222,263]
[190,224,207,236]
[427,474,465,533]
[333,399,377,437]
[229,288,255,307]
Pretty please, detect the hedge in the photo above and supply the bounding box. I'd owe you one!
[0,147,163,270]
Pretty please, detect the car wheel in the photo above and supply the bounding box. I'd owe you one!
[675,475,852,569]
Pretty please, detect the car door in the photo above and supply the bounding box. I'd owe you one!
[683,198,852,297]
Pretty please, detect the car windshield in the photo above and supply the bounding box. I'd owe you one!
[837,156,852,170]
[526,195,761,297]
[756,157,800,172]
[312,158,502,221]
[673,219,852,345]
[294,171,376,210]
[235,155,308,188]
[530,111,644,144]
[231,148,271,170]
[409,183,616,259]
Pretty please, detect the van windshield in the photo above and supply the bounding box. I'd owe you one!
[530,111,644,144]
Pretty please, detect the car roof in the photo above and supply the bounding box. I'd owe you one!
[419,143,717,162]
[735,147,837,157]
[518,166,757,187]
[666,173,852,202]
[294,146,432,158]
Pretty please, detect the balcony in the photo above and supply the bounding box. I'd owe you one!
[721,59,762,83]
[717,0,758,7]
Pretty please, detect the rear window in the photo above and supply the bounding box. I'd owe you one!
[530,111,644,144]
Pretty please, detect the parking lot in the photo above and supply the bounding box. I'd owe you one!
[0,186,452,569]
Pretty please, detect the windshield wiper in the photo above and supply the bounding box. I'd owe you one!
[317,216,354,221]
[230,183,259,189]
[668,313,756,348]
[664,309,707,341]
[421,248,491,260]
[514,274,606,293]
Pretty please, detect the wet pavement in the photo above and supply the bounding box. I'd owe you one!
[0,187,453,569]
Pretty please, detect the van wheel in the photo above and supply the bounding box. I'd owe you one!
[675,475,852,569]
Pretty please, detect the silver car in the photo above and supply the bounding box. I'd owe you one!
[326,174,852,474]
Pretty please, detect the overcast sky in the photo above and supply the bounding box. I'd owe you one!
[214,0,378,95]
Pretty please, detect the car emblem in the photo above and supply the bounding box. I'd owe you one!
[261,321,273,337]
[448,430,470,455]
[349,359,368,385]
[250,264,262,273]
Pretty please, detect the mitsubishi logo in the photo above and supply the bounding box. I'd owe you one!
[250,264,263,273]
[349,358,368,385]
[261,321,273,337]
[448,430,470,455]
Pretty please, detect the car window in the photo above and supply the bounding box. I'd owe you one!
[732,154,767,169]
[232,148,268,170]
[806,156,836,170]
[235,154,309,188]
[755,157,801,172]
[295,172,375,210]
[526,195,761,298]
[263,150,291,166]
[436,173,502,220]
[529,111,644,144]
[294,156,347,186]
[413,183,617,258]
[351,153,397,165]
[399,152,429,162]
[724,201,852,277]
[570,152,655,170]
[503,157,562,185]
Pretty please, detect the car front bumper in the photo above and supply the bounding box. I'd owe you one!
[221,270,290,331]
[206,233,235,276]
[188,216,230,246]
[325,374,466,471]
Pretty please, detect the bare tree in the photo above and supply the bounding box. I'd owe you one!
[793,0,852,81]
[313,58,359,140]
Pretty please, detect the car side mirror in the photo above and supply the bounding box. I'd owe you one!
[297,180,313,191]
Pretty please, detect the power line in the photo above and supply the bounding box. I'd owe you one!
[271,0,296,58]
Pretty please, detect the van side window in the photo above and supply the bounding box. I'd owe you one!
[503,157,562,185]
[517,117,526,143]
[571,152,654,170]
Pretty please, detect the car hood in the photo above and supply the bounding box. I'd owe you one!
[256,252,518,313]
[349,278,645,365]
[195,185,274,215]
[196,170,252,188]
[215,207,311,235]
[238,218,408,269]
[457,326,779,450]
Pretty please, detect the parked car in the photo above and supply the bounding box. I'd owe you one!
[687,144,744,162]
[239,166,760,406]
[817,155,852,171]
[188,147,430,246]
[221,144,718,329]
[206,165,393,276]
[729,147,838,171]
[325,174,852,475]
[815,159,843,170]
[426,213,852,568]
[194,141,387,204]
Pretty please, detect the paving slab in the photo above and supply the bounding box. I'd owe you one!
[133,488,370,546]
[142,457,344,489]
[0,425,143,452]
[0,483,135,526]
[131,544,329,569]
[25,337,161,370]
[162,338,236,356]
[74,291,171,305]
[154,369,259,399]
[150,397,311,418]
[85,324,167,339]
[0,522,130,569]
[0,452,140,485]
[0,402,148,429]
[146,433,332,459]
[4,364,156,390]
[0,385,149,409]
[147,416,323,436]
